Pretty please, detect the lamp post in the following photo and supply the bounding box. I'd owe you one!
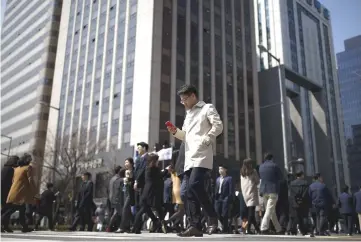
[1,134,12,157]
[39,101,60,184]
[258,45,289,171]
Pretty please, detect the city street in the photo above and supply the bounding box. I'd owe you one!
[1,231,361,242]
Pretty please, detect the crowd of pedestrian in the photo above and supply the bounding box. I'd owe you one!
[2,84,361,237]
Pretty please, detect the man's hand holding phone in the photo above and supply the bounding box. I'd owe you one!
[165,121,177,134]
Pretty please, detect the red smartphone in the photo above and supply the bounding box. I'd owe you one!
[165,121,175,128]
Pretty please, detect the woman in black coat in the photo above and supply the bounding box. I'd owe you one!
[132,153,167,234]
[1,156,19,206]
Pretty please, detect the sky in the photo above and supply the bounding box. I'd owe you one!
[0,0,360,53]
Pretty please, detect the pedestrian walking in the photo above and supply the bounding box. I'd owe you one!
[240,158,260,234]
[287,171,311,236]
[354,186,361,233]
[69,172,95,232]
[258,153,283,234]
[338,186,354,236]
[167,84,223,237]
[1,153,36,233]
[35,182,58,231]
[215,165,233,233]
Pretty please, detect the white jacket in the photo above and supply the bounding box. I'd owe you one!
[173,101,223,171]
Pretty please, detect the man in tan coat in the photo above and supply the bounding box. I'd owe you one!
[1,153,36,233]
[167,84,223,237]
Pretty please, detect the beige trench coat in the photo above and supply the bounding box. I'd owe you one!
[173,101,223,171]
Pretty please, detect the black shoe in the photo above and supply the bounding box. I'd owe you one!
[206,217,218,235]
[260,230,270,235]
[3,227,13,233]
[177,226,203,237]
[21,228,33,233]
[149,220,161,233]
[161,220,167,234]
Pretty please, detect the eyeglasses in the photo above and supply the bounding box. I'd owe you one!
[180,96,190,104]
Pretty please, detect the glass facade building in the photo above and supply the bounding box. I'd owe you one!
[1,0,62,179]
[48,0,261,183]
[254,0,348,193]
[337,35,361,191]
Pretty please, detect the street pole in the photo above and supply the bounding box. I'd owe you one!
[258,45,289,171]
[39,102,60,184]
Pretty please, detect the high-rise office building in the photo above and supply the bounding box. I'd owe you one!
[337,35,361,191]
[254,0,349,193]
[1,0,62,183]
[47,0,261,183]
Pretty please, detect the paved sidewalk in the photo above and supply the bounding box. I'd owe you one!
[1,231,361,241]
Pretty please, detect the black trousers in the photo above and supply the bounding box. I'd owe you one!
[215,199,229,232]
[184,168,217,230]
[71,207,94,231]
[120,196,133,230]
[35,211,54,230]
[108,206,122,231]
[1,204,27,229]
[247,206,260,232]
[164,203,175,219]
[342,213,353,235]
[287,208,308,235]
[132,202,161,232]
[168,204,185,228]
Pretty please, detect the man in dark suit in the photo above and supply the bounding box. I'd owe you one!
[108,168,126,232]
[107,165,122,226]
[70,172,95,231]
[259,153,283,234]
[309,173,334,236]
[119,158,135,233]
[338,186,354,236]
[35,183,58,231]
[215,165,233,233]
[134,142,149,212]
[287,171,311,236]
[354,186,361,233]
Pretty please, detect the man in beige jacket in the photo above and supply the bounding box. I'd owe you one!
[167,84,223,237]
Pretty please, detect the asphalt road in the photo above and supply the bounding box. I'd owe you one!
[1,231,361,242]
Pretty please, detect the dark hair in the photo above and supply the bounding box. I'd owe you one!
[4,156,19,167]
[241,158,255,177]
[219,164,228,170]
[264,153,273,161]
[114,166,122,175]
[46,183,54,189]
[295,170,304,178]
[18,153,32,167]
[125,157,134,165]
[119,168,126,178]
[342,186,349,193]
[137,142,149,151]
[313,173,321,180]
[147,153,159,166]
[83,172,91,178]
[177,84,198,97]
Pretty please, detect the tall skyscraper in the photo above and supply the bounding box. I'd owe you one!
[337,35,361,191]
[254,0,348,193]
[1,0,62,184]
[47,0,261,183]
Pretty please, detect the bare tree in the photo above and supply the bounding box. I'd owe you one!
[42,128,103,221]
